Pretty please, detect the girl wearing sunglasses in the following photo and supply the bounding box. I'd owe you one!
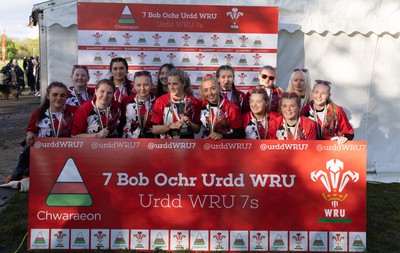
[301,80,354,144]
[121,71,156,138]
[246,65,283,112]
[286,68,312,110]
[267,92,317,140]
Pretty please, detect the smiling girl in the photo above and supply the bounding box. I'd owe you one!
[302,80,354,144]
[267,92,316,140]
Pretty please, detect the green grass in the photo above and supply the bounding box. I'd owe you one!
[0,183,399,252]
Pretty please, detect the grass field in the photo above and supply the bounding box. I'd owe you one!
[0,183,398,252]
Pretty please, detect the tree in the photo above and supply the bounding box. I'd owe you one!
[15,38,39,59]
[5,38,17,60]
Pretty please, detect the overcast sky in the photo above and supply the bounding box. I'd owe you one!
[1,0,42,39]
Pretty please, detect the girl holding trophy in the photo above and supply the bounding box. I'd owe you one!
[151,69,201,139]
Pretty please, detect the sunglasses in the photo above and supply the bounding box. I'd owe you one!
[134,70,151,78]
[293,68,308,73]
[260,74,275,81]
[315,80,331,86]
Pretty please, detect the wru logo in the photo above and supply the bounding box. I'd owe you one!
[310,159,359,202]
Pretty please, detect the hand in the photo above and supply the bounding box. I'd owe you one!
[96,128,110,138]
[169,121,183,130]
[208,132,223,141]
[337,136,348,145]
[26,134,35,146]
[182,116,192,127]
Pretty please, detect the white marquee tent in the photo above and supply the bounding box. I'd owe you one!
[32,0,400,182]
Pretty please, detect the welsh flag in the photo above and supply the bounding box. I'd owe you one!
[1,28,5,64]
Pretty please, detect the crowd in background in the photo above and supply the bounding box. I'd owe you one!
[0,56,40,98]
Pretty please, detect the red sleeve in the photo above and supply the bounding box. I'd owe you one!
[302,117,317,140]
[191,96,202,124]
[336,106,354,136]
[228,103,243,129]
[151,96,166,125]
[267,116,280,139]
[26,108,40,133]
[72,104,89,136]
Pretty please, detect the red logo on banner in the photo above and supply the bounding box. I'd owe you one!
[46,158,93,207]
[119,5,135,24]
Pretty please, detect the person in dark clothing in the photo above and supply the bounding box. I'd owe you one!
[0,58,25,95]
[26,57,35,94]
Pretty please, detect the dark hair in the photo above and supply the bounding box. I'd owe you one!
[96,79,116,93]
[156,63,175,97]
[134,70,153,84]
[279,92,301,115]
[109,57,132,95]
[216,65,241,110]
[38,82,68,122]
[250,88,270,112]
[167,69,193,95]
[72,65,89,76]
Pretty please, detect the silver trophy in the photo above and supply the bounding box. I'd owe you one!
[174,99,190,134]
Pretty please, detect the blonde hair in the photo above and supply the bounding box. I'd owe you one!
[287,70,312,103]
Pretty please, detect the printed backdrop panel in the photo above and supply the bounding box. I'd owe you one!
[28,139,366,251]
[77,3,279,87]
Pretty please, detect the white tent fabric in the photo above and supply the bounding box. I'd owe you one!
[35,0,400,182]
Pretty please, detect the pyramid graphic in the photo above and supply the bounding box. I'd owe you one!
[196,74,203,82]
[74,232,86,244]
[225,36,234,46]
[210,54,219,64]
[93,53,103,63]
[313,234,324,247]
[167,35,176,44]
[194,233,206,245]
[119,5,135,24]
[196,35,205,45]
[46,158,92,206]
[234,233,245,246]
[181,54,190,64]
[138,34,147,44]
[152,54,161,63]
[352,235,365,247]
[34,232,46,244]
[108,34,117,43]
[114,232,126,245]
[239,55,247,64]
[125,54,133,63]
[154,233,165,245]
[273,234,285,246]
[252,74,259,84]
[253,36,262,47]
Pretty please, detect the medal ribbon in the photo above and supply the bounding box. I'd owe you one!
[313,103,328,139]
[48,109,64,137]
[252,112,267,140]
[283,118,300,140]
